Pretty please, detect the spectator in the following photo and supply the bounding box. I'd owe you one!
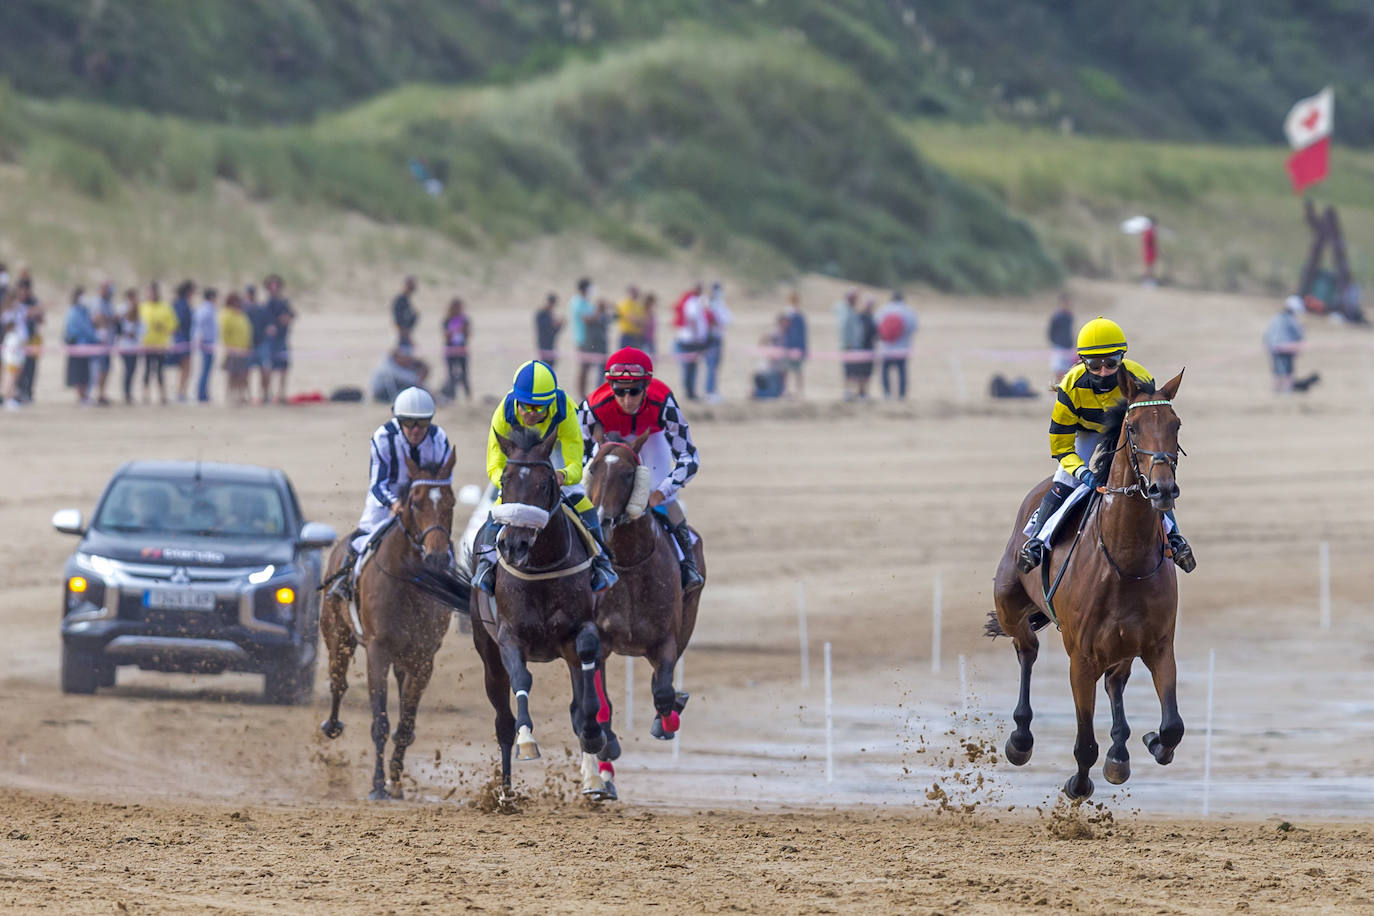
[1,292,24,410]
[114,288,141,405]
[781,290,808,398]
[1047,292,1076,383]
[673,283,708,400]
[138,281,175,405]
[369,345,429,403]
[751,314,789,400]
[875,289,918,399]
[837,290,864,400]
[534,292,563,368]
[392,276,418,347]
[63,286,98,405]
[0,263,8,306]
[16,284,42,403]
[578,298,612,399]
[854,298,878,399]
[703,282,732,403]
[91,281,117,406]
[616,285,647,351]
[244,283,271,404]
[263,274,295,404]
[642,292,658,356]
[568,277,597,399]
[1141,216,1158,286]
[171,279,196,402]
[192,287,218,403]
[219,291,253,406]
[1265,296,1320,394]
[440,296,472,402]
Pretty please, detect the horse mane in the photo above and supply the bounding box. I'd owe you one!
[504,424,547,453]
[1090,378,1157,478]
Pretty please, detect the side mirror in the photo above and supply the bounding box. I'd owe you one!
[297,521,337,550]
[458,484,483,507]
[52,509,85,536]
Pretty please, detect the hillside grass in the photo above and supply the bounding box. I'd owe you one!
[910,121,1374,293]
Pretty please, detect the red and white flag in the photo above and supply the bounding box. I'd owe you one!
[1283,87,1333,194]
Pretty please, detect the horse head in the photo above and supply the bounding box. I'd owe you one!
[401,449,457,572]
[586,426,653,533]
[1119,368,1185,512]
[493,424,562,567]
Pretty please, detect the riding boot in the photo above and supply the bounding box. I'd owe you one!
[472,517,500,595]
[667,520,705,593]
[327,544,360,603]
[1016,482,1075,573]
[579,508,620,594]
[1164,510,1196,574]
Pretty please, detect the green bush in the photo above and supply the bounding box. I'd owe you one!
[30,138,120,200]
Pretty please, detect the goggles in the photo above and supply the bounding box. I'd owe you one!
[612,385,644,398]
[515,401,550,416]
[1082,355,1122,372]
[606,362,650,380]
[398,417,431,430]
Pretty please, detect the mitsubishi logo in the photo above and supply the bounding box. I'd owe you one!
[169,567,190,584]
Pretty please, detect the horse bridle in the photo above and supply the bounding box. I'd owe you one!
[399,476,454,553]
[501,457,562,525]
[595,441,641,526]
[1099,399,1184,499]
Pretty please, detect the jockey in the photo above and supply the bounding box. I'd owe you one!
[578,347,704,591]
[328,386,452,602]
[1017,317,1195,575]
[472,359,619,595]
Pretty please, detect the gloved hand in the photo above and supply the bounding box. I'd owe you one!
[1074,467,1099,489]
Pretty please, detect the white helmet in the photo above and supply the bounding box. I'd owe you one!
[392,386,435,420]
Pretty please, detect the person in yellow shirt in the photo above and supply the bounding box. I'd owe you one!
[616,285,648,351]
[138,281,176,405]
[472,359,619,595]
[1017,317,1195,574]
[218,291,253,405]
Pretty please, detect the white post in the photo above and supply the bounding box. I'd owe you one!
[798,581,811,690]
[625,656,634,732]
[1319,541,1331,631]
[948,353,968,402]
[1202,648,1216,817]
[672,654,684,763]
[958,654,969,716]
[824,641,834,784]
[931,571,943,674]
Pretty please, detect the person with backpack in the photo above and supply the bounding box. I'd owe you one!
[875,290,918,399]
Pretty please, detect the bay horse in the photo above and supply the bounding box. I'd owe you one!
[989,369,1186,800]
[469,424,608,800]
[320,450,456,801]
[582,428,706,798]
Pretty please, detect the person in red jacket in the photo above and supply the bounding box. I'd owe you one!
[577,347,704,591]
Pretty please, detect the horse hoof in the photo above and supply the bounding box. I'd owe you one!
[599,778,618,802]
[320,720,344,740]
[673,691,690,712]
[649,715,675,741]
[598,732,622,762]
[367,788,390,802]
[1004,734,1033,767]
[1142,732,1175,766]
[388,783,405,800]
[1062,774,1094,800]
[582,731,606,757]
[516,741,541,761]
[1103,756,1130,785]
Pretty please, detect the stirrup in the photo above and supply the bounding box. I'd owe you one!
[1168,535,1196,574]
[590,556,619,593]
[1016,538,1045,574]
[473,557,496,595]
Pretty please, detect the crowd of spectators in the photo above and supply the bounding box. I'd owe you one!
[0,265,295,409]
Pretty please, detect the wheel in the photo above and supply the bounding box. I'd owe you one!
[264,660,315,705]
[97,664,116,688]
[61,644,101,695]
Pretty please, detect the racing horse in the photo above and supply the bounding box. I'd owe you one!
[582,428,706,799]
[469,424,608,800]
[320,450,457,800]
[989,369,1186,799]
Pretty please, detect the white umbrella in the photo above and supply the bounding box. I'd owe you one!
[1120,215,1153,235]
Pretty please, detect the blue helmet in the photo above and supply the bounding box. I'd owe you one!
[511,360,558,406]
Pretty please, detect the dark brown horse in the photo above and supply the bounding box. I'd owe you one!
[469,425,608,800]
[582,429,706,797]
[320,450,456,800]
[990,369,1186,800]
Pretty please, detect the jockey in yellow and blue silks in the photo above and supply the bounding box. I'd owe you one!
[1017,317,1196,574]
[472,359,619,595]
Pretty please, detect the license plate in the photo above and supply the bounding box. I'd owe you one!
[143,589,216,611]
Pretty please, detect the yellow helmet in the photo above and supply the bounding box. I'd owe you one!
[1076,316,1127,356]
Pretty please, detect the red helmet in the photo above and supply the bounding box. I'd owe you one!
[605,347,653,382]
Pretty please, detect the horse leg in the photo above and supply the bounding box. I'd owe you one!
[364,644,393,801]
[1004,626,1040,766]
[574,622,606,756]
[474,623,516,791]
[647,640,682,741]
[1141,642,1185,765]
[319,607,355,740]
[592,659,619,801]
[1063,653,1100,800]
[1102,660,1133,785]
[388,662,430,799]
[498,642,540,761]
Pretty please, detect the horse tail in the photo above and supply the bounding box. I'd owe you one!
[984,609,1006,638]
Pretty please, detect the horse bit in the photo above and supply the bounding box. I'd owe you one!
[1098,399,1185,499]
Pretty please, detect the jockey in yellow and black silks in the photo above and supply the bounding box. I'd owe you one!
[472,359,619,595]
[1017,317,1196,574]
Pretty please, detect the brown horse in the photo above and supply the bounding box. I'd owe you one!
[990,369,1186,800]
[320,450,456,801]
[469,425,608,800]
[582,429,705,797]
